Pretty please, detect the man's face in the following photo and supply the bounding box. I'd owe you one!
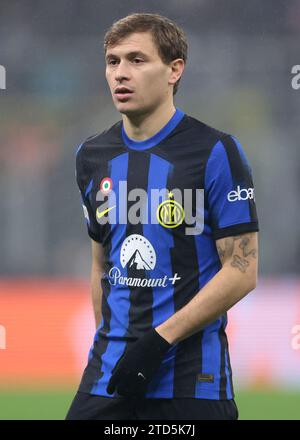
[105,32,175,116]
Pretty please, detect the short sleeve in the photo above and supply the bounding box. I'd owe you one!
[205,135,259,240]
[75,144,102,243]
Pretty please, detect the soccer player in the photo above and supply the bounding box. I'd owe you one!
[66,13,259,420]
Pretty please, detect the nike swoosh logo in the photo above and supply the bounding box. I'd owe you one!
[96,205,116,220]
[138,372,146,380]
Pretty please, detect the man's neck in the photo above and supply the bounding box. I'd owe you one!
[122,102,176,141]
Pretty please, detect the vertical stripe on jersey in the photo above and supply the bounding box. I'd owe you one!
[165,168,202,398]
[224,135,257,223]
[79,167,114,394]
[218,316,228,399]
[91,152,130,396]
[143,153,175,398]
[124,151,154,337]
[194,223,225,399]
[194,225,234,399]
[205,140,252,230]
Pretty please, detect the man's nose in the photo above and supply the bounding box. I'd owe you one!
[114,60,130,81]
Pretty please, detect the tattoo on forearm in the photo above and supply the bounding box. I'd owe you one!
[217,233,257,273]
[231,255,250,273]
[238,236,257,258]
[217,238,234,263]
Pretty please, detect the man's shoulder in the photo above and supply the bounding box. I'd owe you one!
[75,120,123,185]
[183,113,231,144]
[76,120,123,157]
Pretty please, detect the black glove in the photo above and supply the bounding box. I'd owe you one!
[106,328,173,397]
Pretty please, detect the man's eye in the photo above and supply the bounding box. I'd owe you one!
[108,60,118,65]
[133,58,143,63]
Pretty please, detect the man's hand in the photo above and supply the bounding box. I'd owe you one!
[106,328,172,397]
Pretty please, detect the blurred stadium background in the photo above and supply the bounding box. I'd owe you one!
[0,0,300,420]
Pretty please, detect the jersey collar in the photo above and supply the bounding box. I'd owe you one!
[121,108,185,151]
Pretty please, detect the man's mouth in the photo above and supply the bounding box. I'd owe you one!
[114,87,134,100]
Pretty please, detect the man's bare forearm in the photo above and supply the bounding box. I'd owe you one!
[90,240,105,329]
[155,265,254,344]
[91,264,103,329]
[156,233,258,345]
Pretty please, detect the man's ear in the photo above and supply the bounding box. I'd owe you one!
[168,59,185,86]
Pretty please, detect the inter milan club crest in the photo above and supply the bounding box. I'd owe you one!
[156,191,185,229]
[100,177,113,194]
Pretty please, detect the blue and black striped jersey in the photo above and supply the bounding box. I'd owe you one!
[75,108,259,399]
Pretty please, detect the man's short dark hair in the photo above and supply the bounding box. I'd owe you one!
[103,13,188,96]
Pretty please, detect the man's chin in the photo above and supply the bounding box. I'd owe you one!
[116,103,142,116]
